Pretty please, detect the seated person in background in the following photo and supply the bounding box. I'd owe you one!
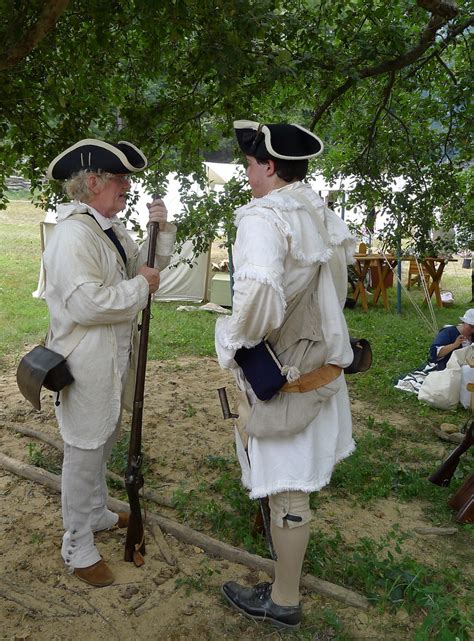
[429,309,474,370]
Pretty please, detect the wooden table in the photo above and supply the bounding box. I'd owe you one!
[352,254,398,311]
[418,257,453,308]
[351,254,453,311]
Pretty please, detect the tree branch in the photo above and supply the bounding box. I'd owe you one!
[310,77,357,130]
[309,1,468,127]
[441,109,455,165]
[357,71,396,164]
[0,0,70,72]
[385,108,428,189]
[435,51,458,83]
[417,0,458,20]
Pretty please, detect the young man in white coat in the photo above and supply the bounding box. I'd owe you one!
[44,139,176,587]
[215,121,356,629]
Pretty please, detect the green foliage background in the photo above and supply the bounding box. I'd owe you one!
[0,0,472,253]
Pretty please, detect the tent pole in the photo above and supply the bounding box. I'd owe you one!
[203,241,212,302]
[396,222,402,314]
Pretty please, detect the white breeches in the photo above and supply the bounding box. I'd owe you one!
[61,422,121,569]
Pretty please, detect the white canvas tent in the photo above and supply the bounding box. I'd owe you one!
[125,172,211,302]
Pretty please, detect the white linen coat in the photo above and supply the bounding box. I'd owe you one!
[215,182,356,499]
[43,202,176,449]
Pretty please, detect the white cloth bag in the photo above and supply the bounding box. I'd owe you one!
[458,344,474,409]
[418,348,466,409]
[460,365,474,409]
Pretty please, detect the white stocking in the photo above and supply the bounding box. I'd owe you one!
[270,520,310,606]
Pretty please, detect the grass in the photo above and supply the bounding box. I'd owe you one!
[175,559,220,596]
[2,200,473,640]
[5,189,35,201]
[27,442,61,475]
[0,200,50,364]
[0,199,216,365]
[328,416,473,514]
[171,444,472,640]
[148,303,216,360]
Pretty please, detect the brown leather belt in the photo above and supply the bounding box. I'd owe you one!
[281,364,342,393]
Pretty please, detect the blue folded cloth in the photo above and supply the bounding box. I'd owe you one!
[234,341,287,401]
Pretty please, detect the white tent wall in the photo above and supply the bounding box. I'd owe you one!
[153,240,210,302]
[32,219,56,299]
[128,173,211,302]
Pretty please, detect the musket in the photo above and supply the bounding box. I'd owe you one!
[428,417,473,487]
[124,195,160,566]
[217,387,278,561]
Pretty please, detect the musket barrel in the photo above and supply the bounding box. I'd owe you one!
[124,200,160,564]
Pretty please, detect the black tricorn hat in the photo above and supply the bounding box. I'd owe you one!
[46,138,148,180]
[234,120,323,160]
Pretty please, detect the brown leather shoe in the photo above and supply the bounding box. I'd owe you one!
[117,512,130,528]
[74,559,114,587]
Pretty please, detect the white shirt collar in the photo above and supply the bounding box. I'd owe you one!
[79,202,117,230]
[270,180,303,195]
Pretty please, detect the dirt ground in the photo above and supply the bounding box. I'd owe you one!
[0,349,471,641]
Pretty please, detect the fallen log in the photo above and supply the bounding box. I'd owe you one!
[6,423,174,508]
[7,423,63,451]
[413,526,458,536]
[0,452,369,611]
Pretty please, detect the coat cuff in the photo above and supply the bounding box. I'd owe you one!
[152,223,177,257]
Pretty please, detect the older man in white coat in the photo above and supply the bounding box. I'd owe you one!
[216,121,356,629]
[44,139,176,587]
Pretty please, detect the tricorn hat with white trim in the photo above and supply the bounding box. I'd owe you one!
[234,120,323,160]
[47,138,148,180]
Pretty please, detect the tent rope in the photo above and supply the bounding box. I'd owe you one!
[380,250,439,335]
[413,255,438,332]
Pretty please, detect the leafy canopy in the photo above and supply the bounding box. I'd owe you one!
[0,0,472,252]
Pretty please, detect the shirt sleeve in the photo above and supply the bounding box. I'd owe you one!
[429,326,458,361]
[65,276,149,326]
[45,220,149,326]
[136,223,177,272]
[215,214,287,369]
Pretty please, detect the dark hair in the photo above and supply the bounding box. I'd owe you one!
[256,156,308,182]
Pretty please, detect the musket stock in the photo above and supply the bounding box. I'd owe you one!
[124,195,160,565]
[429,418,473,487]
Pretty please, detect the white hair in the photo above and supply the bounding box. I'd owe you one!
[64,169,114,202]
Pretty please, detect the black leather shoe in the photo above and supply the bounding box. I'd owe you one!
[221,581,301,629]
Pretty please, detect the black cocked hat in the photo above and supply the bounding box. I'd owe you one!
[47,138,148,180]
[234,120,323,160]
